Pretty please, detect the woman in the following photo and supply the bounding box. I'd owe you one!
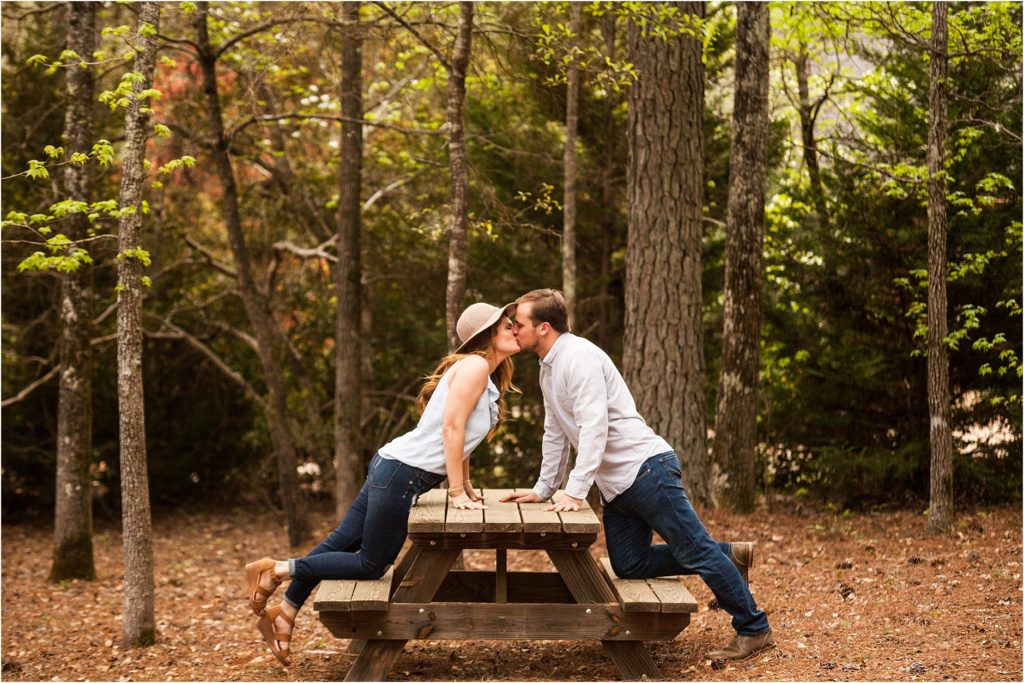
[244,301,519,665]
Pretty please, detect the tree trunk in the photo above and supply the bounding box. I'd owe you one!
[444,2,474,351]
[598,11,617,349]
[116,1,159,648]
[712,1,770,514]
[195,2,308,547]
[927,2,954,534]
[51,0,97,583]
[624,2,713,506]
[335,1,364,517]
[794,49,829,227]
[562,3,581,329]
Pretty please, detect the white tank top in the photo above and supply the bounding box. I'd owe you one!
[378,364,499,474]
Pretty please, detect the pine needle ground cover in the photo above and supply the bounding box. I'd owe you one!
[2,505,1020,681]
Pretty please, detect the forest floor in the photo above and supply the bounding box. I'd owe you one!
[2,502,1021,682]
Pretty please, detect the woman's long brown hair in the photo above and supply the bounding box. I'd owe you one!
[416,323,518,440]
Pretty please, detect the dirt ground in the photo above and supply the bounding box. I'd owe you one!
[2,502,1021,682]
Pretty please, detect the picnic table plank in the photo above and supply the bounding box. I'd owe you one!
[482,489,522,532]
[314,579,357,611]
[444,498,484,533]
[554,489,601,533]
[409,488,447,533]
[350,566,394,611]
[320,603,691,641]
[515,487,563,532]
[599,558,661,613]
[646,575,698,614]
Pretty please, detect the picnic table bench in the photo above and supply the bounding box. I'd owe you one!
[314,488,697,681]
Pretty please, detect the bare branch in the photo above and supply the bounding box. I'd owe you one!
[2,3,63,23]
[813,144,925,185]
[228,112,441,142]
[214,18,310,61]
[145,315,267,410]
[1,364,60,407]
[363,170,428,211]
[373,1,452,71]
[272,239,338,263]
[207,320,259,352]
[183,235,237,278]
[156,33,200,52]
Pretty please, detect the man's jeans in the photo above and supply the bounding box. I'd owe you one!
[604,451,770,636]
[283,453,446,609]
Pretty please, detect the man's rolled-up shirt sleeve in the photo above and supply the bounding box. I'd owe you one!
[533,392,571,502]
[564,358,609,500]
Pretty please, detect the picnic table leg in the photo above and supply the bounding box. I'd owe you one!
[495,548,507,603]
[547,549,660,680]
[347,542,423,655]
[390,543,422,598]
[344,640,408,681]
[344,547,461,682]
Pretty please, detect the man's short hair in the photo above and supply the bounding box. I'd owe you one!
[516,289,570,333]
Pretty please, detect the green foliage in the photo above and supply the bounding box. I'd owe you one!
[117,247,152,267]
[2,0,1020,515]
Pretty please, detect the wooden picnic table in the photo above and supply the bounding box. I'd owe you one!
[314,488,697,681]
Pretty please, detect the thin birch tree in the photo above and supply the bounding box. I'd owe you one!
[51,0,98,583]
[116,1,160,647]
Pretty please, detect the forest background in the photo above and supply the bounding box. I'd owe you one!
[1,1,1021,679]
[2,0,1022,600]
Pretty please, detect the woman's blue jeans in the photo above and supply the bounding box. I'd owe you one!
[604,451,771,636]
[283,453,446,609]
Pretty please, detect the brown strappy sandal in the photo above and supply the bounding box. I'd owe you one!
[256,605,294,666]
[245,557,282,616]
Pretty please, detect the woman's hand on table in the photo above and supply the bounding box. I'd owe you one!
[463,479,484,502]
[450,490,487,510]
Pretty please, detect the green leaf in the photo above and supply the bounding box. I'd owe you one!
[139,22,157,39]
[27,54,49,68]
[92,140,115,166]
[118,247,152,266]
[26,160,50,180]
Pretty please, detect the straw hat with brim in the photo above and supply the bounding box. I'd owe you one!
[455,301,515,353]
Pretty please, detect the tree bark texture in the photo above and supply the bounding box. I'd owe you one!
[624,2,713,506]
[115,1,159,647]
[335,1,364,518]
[927,2,954,534]
[793,49,829,227]
[195,2,308,547]
[712,1,770,514]
[444,2,474,351]
[51,0,98,583]
[598,11,617,349]
[562,3,581,329]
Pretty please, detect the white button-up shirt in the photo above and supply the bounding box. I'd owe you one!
[531,333,672,503]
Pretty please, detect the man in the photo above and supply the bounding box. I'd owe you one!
[501,289,774,661]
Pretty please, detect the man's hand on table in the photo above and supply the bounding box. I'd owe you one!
[545,495,582,512]
[499,491,541,504]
